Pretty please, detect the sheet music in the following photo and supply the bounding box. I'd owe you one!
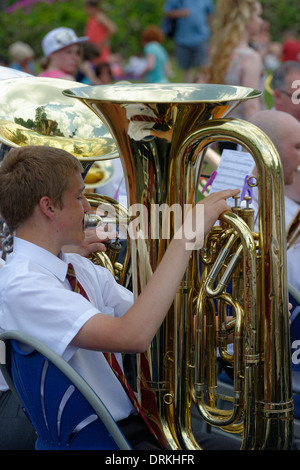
[208,149,255,197]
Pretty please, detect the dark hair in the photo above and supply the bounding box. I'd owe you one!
[82,41,100,61]
[95,61,112,80]
[0,146,83,233]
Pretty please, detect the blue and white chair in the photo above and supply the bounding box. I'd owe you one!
[0,330,131,450]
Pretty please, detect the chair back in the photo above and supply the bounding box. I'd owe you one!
[0,330,131,450]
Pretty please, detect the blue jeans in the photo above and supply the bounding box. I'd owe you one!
[175,41,209,69]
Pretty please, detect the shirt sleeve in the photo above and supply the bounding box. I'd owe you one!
[1,268,100,360]
[0,253,134,361]
[96,268,134,318]
[68,253,134,319]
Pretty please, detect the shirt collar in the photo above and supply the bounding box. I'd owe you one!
[12,237,68,282]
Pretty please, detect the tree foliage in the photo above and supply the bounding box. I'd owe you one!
[261,0,300,40]
[0,0,168,62]
[0,0,299,63]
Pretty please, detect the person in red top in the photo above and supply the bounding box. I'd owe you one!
[282,31,300,63]
[84,0,117,64]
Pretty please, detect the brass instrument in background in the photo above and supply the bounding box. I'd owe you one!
[0,76,119,176]
[84,193,130,286]
[0,76,124,270]
[63,83,293,450]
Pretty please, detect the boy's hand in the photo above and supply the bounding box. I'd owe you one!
[63,227,117,257]
[179,188,240,250]
[201,188,240,236]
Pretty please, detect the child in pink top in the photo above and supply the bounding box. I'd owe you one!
[39,27,88,81]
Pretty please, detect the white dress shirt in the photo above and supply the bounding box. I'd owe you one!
[0,237,135,422]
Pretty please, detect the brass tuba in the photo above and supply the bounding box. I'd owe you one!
[63,83,293,450]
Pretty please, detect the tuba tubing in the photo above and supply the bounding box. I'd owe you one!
[165,117,292,449]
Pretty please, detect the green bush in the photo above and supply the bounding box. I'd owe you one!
[0,0,167,63]
[1,0,89,60]
[261,0,300,40]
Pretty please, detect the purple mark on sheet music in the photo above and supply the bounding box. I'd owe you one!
[201,170,217,195]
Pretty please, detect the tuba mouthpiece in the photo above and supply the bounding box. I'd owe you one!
[84,213,129,230]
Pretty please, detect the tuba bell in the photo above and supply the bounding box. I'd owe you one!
[0,76,119,161]
[63,83,293,450]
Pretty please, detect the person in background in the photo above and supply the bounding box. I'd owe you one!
[281,30,300,63]
[272,61,300,213]
[163,0,214,83]
[249,110,300,190]
[250,19,281,73]
[8,41,35,75]
[271,61,300,298]
[266,71,300,398]
[247,110,300,300]
[206,0,264,121]
[95,61,113,84]
[272,61,300,123]
[84,0,117,65]
[250,19,271,62]
[77,42,103,85]
[141,25,171,84]
[38,27,88,81]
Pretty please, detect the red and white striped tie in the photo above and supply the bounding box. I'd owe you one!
[66,263,159,441]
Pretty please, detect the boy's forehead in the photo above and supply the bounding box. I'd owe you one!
[67,170,85,191]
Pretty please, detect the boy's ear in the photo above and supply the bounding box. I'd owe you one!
[39,196,56,219]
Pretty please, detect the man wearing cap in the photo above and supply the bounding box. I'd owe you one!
[39,27,88,80]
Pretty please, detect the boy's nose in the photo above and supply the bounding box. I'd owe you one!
[83,194,91,212]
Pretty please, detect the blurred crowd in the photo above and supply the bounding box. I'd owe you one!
[0,0,299,88]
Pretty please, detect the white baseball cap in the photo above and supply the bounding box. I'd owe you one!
[42,27,88,57]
